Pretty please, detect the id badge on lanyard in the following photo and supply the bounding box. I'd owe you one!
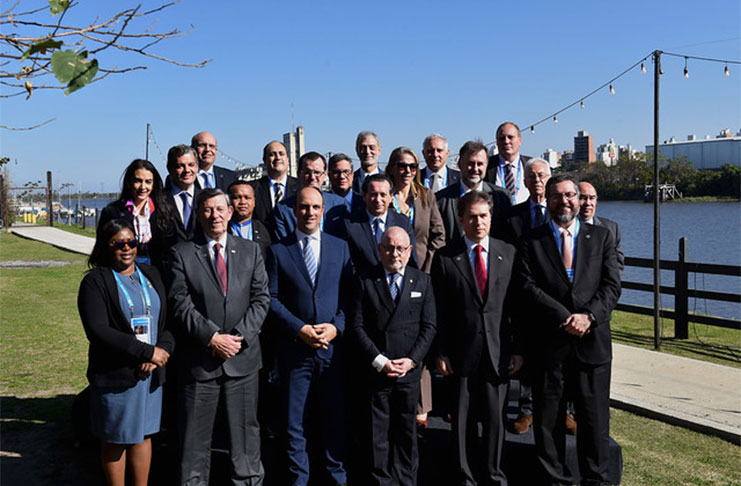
[131,316,152,344]
[113,268,153,345]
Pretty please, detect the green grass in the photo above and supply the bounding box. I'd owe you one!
[52,222,96,237]
[0,231,87,262]
[611,310,741,368]
[612,408,741,485]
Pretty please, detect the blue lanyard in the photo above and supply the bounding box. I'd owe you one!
[497,160,522,203]
[112,267,152,318]
[230,220,253,240]
[392,194,415,225]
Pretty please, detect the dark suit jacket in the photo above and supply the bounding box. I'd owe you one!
[495,198,547,248]
[431,237,518,377]
[435,181,512,245]
[272,191,349,240]
[391,189,445,273]
[484,154,532,187]
[423,167,461,188]
[265,232,354,363]
[518,223,621,365]
[250,175,299,237]
[78,264,175,387]
[166,234,270,381]
[196,165,237,191]
[163,181,201,244]
[341,209,417,277]
[350,266,436,383]
[351,167,379,194]
[228,218,272,256]
[589,215,624,271]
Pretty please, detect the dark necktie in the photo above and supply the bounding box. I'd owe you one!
[180,192,192,230]
[213,243,227,293]
[504,163,516,197]
[373,218,382,244]
[533,204,544,227]
[474,244,487,297]
[274,183,283,206]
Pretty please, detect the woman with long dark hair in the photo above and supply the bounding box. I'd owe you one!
[98,159,175,268]
[79,218,174,485]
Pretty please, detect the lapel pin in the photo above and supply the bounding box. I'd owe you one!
[231,250,236,253]
[497,255,503,261]
[409,279,413,283]
[455,256,461,261]
[585,234,591,239]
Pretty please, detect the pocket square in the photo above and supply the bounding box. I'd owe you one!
[410,291,422,298]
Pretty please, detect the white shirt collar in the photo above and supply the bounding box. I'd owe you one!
[366,210,388,225]
[295,228,320,241]
[464,235,489,254]
[206,233,228,251]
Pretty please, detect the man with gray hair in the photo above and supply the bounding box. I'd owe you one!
[421,133,461,192]
[484,122,531,205]
[352,130,382,194]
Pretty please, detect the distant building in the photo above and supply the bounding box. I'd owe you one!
[560,150,574,167]
[239,164,264,182]
[541,148,560,169]
[645,129,741,169]
[574,130,595,164]
[283,125,305,178]
[596,138,618,166]
[618,144,637,159]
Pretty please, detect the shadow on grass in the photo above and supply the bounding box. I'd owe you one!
[612,329,741,364]
[1,394,102,485]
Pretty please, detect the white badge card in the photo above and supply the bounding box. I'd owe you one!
[131,317,151,344]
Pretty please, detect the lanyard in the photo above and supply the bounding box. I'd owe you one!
[497,160,522,203]
[112,267,152,318]
[392,194,415,225]
[230,220,253,240]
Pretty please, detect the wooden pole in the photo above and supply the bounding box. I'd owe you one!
[675,238,689,339]
[46,171,53,226]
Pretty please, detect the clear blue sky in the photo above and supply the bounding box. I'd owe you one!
[2,0,739,192]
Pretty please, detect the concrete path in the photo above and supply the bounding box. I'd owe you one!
[611,342,740,442]
[9,223,94,255]
[5,223,740,443]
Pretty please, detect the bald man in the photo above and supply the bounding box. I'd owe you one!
[578,182,624,272]
[191,131,237,191]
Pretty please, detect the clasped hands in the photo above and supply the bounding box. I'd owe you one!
[381,358,415,378]
[561,313,591,337]
[137,346,170,377]
[298,323,338,350]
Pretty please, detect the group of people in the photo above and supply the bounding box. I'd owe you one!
[78,123,623,486]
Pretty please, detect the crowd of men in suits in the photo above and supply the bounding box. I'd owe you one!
[154,123,622,486]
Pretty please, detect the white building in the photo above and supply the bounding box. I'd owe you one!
[596,138,619,166]
[645,129,740,169]
[541,149,560,169]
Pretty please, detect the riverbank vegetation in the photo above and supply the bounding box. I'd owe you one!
[565,154,741,201]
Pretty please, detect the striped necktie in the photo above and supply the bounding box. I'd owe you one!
[504,163,516,197]
[303,236,317,286]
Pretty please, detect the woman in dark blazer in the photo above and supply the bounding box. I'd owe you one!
[78,218,174,486]
[98,159,176,269]
[385,146,445,428]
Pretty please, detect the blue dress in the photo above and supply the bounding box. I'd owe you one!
[89,268,163,444]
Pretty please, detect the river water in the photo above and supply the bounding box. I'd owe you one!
[66,198,741,319]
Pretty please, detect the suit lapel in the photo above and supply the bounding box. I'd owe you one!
[373,275,395,317]
[450,239,483,305]
[195,238,225,294]
[542,227,571,285]
[225,234,240,295]
[287,234,314,288]
[573,224,592,284]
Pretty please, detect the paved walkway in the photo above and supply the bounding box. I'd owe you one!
[9,223,94,255]
[6,223,741,442]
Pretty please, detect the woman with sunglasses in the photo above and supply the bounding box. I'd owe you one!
[78,218,174,486]
[98,159,176,268]
[385,147,446,429]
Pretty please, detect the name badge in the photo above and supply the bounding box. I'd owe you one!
[131,316,151,344]
[410,291,422,299]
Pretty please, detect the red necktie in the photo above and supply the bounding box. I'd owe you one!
[214,243,228,293]
[474,244,487,297]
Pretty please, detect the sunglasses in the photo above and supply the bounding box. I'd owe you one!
[397,163,418,171]
[110,239,138,250]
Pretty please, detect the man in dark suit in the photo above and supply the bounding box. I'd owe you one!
[484,122,531,205]
[518,174,621,485]
[266,186,354,486]
[191,131,237,191]
[421,133,461,192]
[164,144,201,243]
[343,173,416,277]
[227,180,271,255]
[352,131,382,194]
[436,140,511,244]
[350,226,436,486]
[578,181,624,272]
[329,153,363,212]
[250,141,300,238]
[273,152,349,240]
[166,188,270,485]
[432,190,522,486]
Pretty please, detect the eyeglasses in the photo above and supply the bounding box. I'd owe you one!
[301,170,325,178]
[548,192,578,201]
[110,239,138,250]
[381,244,410,255]
[330,169,352,178]
[526,172,549,181]
[397,163,418,171]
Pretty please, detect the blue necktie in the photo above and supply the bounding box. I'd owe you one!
[373,218,382,244]
[180,192,192,230]
[389,273,400,301]
[303,236,317,286]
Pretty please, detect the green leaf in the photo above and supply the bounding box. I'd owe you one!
[50,50,98,95]
[48,0,70,16]
[20,39,63,61]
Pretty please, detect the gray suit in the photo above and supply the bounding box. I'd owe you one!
[589,216,624,272]
[435,181,512,245]
[167,233,270,485]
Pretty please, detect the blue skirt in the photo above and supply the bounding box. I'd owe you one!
[90,376,163,444]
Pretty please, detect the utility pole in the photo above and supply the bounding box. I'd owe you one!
[652,50,662,350]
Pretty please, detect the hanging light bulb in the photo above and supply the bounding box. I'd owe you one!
[580,100,585,109]
[725,64,730,77]
[684,57,689,79]
[530,125,535,134]
[609,84,615,95]
[553,115,558,124]
[641,62,646,74]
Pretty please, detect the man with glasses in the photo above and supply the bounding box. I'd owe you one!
[349,226,437,486]
[191,131,236,191]
[518,174,620,486]
[421,133,460,192]
[272,151,348,240]
[328,153,363,211]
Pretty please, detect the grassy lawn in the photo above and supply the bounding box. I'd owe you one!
[1,232,739,484]
[611,310,741,368]
[52,222,96,238]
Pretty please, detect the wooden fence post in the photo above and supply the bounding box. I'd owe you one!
[81,206,86,230]
[675,237,689,339]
